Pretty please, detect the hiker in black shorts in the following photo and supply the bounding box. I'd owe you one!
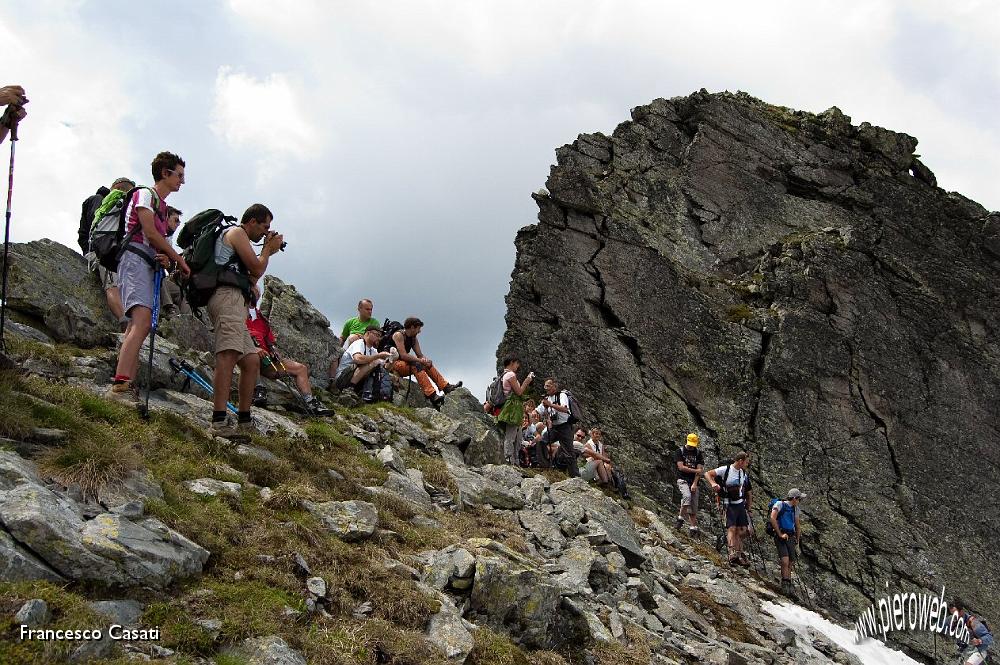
[769,488,805,595]
[707,452,752,566]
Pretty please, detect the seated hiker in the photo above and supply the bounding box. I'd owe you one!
[769,488,805,596]
[950,598,994,665]
[389,317,461,409]
[706,452,752,567]
[328,298,380,389]
[335,324,392,401]
[581,427,612,485]
[246,307,333,416]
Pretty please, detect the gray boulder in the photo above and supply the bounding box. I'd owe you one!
[447,464,525,510]
[14,598,49,627]
[550,478,645,565]
[232,635,307,665]
[184,478,243,498]
[1,239,118,347]
[260,275,342,386]
[468,540,564,649]
[423,586,474,661]
[304,500,378,542]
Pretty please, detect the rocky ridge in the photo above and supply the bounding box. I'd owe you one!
[498,89,999,660]
[1,239,870,663]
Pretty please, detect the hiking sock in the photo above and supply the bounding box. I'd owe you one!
[212,411,226,424]
[237,411,252,424]
[113,374,130,384]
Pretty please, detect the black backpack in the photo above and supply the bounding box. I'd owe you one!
[485,373,507,409]
[377,319,404,352]
[90,186,161,271]
[563,389,585,426]
[177,210,247,309]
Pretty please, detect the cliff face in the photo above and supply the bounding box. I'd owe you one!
[499,90,1000,632]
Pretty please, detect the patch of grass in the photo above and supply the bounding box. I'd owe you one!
[401,449,459,497]
[300,619,448,665]
[468,627,530,665]
[593,625,652,665]
[0,580,112,663]
[537,468,568,485]
[437,509,531,555]
[5,338,92,368]
[725,303,752,323]
[676,585,760,645]
[304,421,387,486]
[264,482,324,510]
[629,506,652,528]
[351,402,427,426]
[528,652,571,665]
[0,379,147,497]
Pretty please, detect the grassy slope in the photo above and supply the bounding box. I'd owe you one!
[0,356,591,665]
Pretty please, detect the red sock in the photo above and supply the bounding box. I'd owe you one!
[113,374,130,383]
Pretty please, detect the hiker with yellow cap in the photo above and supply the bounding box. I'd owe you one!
[674,432,705,535]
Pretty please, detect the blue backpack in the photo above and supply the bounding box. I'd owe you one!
[765,498,795,536]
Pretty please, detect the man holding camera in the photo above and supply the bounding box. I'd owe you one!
[0,85,27,145]
[207,203,283,441]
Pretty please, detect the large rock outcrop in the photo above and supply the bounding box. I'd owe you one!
[259,275,343,387]
[498,89,1000,651]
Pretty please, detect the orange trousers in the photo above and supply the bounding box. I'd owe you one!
[393,360,450,397]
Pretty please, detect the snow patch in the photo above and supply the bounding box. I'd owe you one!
[762,601,925,665]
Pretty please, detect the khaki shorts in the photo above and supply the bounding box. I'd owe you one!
[207,286,256,358]
[677,479,699,507]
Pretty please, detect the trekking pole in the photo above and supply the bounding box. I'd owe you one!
[139,268,164,419]
[715,495,733,563]
[168,357,238,414]
[0,120,18,353]
[746,510,768,578]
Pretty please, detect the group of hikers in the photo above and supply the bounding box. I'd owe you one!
[482,360,630,496]
[2,88,991,663]
[75,150,461,443]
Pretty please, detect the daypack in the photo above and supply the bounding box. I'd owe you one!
[246,307,278,353]
[563,389,584,426]
[485,373,507,410]
[89,186,161,271]
[765,498,795,536]
[179,210,249,309]
[717,464,748,503]
[377,319,404,353]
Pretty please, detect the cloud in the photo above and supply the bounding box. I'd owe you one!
[210,67,322,184]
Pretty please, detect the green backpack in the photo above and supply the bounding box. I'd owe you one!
[178,210,250,308]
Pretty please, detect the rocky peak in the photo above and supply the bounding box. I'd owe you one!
[499,89,999,660]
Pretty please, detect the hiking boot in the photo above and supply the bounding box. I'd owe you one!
[442,381,463,395]
[252,385,268,407]
[209,420,252,443]
[305,396,333,417]
[107,381,139,404]
[781,579,796,598]
[430,393,445,410]
[737,553,751,568]
[675,516,685,530]
[688,525,700,536]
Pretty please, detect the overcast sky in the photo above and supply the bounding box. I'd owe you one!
[3,0,998,398]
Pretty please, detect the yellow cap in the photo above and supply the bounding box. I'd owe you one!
[686,432,699,447]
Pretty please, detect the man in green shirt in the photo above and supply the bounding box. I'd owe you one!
[328,299,380,390]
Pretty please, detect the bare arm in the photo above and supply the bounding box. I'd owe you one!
[394,332,420,363]
[229,227,280,280]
